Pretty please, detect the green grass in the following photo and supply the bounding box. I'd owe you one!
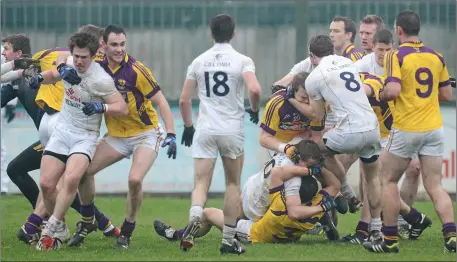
[1,196,455,261]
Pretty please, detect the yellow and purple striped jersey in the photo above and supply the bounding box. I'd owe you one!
[250,185,325,243]
[384,41,450,132]
[260,90,325,143]
[342,44,364,62]
[32,47,68,111]
[359,72,393,138]
[97,54,161,137]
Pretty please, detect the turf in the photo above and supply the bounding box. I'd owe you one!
[1,196,455,261]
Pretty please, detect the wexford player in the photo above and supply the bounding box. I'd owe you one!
[71,24,177,249]
[178,14,261,254]
[329,16,364,62]
[288,35,383,242]
[35,32,128,251]
[363,10,456,253]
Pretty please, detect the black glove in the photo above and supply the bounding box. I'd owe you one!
[307,165,322,176]
[284,144,300,164]
[57,63,81,85]
[162,133,177,159]
[450,77,456,88]
[285,85,295,99]
[82,102,105,116]
[5,105,15,123]
[319,191,335,212]
[245,108,259,124]
[271,84,287,94]
[13,57,38,70]
[181,125,195,147]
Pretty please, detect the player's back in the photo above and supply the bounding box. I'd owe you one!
[33,47,68,112]
[309,55,378,133]
[190,44,253,135]
[385,42,448,132]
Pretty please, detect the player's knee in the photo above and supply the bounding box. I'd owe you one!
[39,177,57,195]
[405,159,421,177]
[128,175,143,190]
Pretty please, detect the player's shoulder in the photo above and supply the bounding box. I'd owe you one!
[267,90,286,105]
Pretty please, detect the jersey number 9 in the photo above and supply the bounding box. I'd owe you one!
[415,68,433,98]
[204,71,229,97]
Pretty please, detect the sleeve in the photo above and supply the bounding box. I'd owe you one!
[7,97,18,106]
[1,70,22,84]
[350,51,364,62]
[284,177,301,197]
[1,84,17,108]
[93,77,117,97]
[242,56,255,73]
[259,95,284,136]
[437,55,451,87]
[384,50,401,84]
[288,58,313,76]
[133,61,161,99]
[305,72,323,100]
[362,75,385,97]
[185,60,198,80]
[355,58,369,73]
[1,61,14,75]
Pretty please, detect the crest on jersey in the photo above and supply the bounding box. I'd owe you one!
[215,54,222,60]
[117,79,126,90]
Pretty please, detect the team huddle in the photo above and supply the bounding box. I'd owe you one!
[1,9,456,256]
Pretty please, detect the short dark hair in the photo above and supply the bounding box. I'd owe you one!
[361,15,384,29]
[68,32,99,57]
[210,14,235,43]
[309,35,334,58]
[373,29,393,45]
[1,34,31,55]
[78,24,104,41]
[332,16,357,43]
[103,24,126,43]
[395,10,420,36]
[296,140,322,162]
[291,72,309,92]
[299,175,319,205]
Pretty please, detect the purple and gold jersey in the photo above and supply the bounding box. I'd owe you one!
[384,41,450,132]
[260,90,325,143]
[97,54,161,137]
[359,72,393,138]
[342,44,364,62]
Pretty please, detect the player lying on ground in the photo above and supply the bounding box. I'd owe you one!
[154,140,340,244]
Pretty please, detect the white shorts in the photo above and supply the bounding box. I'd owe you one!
[235,219,253,243]
[323,128,381,160]
[38,112,60,147]
[325,111,337,127]
[386,127,444,158]
[241,176,269,222]
[192,131,244,159]
[45,124,98,161]
[103,127,164,158]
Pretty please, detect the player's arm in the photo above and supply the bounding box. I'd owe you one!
[1,84,17,108]
[83,80,128,117]
[285,195,324,221]
[102,92,129,117]
[437,57,453,101]
[289,98,326,122]
[179,62,198,128]
[150,90,175,134]
[380,50,401,101]
[243,57,261,112]
[274,59,309,86]
[1,70,23,84]
[259,97,284,151]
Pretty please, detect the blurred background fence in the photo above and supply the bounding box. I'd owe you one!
[2,0,456,102]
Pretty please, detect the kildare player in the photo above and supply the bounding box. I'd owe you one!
[35,32,128,251]
[178,14,261,255]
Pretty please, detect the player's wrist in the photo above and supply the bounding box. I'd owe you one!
[278,143,287,153]
[56,62,66,72]
[166,133,176,138]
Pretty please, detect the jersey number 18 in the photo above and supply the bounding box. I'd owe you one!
[204,71,229,97]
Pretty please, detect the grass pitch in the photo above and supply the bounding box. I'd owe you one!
[1,196,455,261]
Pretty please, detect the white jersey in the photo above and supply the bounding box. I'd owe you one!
[354,52,384,75]
[186,43,255,135]
[287,57,315,76]
[59,58,116,134]
[242,153,301,220]
[306,55,378,133]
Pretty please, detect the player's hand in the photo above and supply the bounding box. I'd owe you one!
[319,192,335,212]
[450,77,456,88]
[181,125,195,147]
[284,144,300,164]
[13,57,38,70]
[162,133,177,159]
[245,108,259,124]
[285,85,295,99]
[57,63,81,85]
[5,105,16,123]
[271,84,287,94]
[307,165,322,176]
[82,102,106,116]
[28,73,44,90]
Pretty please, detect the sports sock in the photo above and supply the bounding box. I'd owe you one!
[397,215,408,226]
[80,202,95,223]
[340,181,356,200]
[402,208,422,225]
[355,221,369,234]
[71,193,82,214]
[442,223,457,239]
[24,213,43,234]
[382,226,398,246]
[174,228,186,239]
[120,219,136,238]
[94,206,111,231]
[222,224,236,243]
[370,217,382,232]
[189,205,203,222]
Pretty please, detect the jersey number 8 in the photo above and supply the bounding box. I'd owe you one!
[204,71,229,97]
[339,72,361,92]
